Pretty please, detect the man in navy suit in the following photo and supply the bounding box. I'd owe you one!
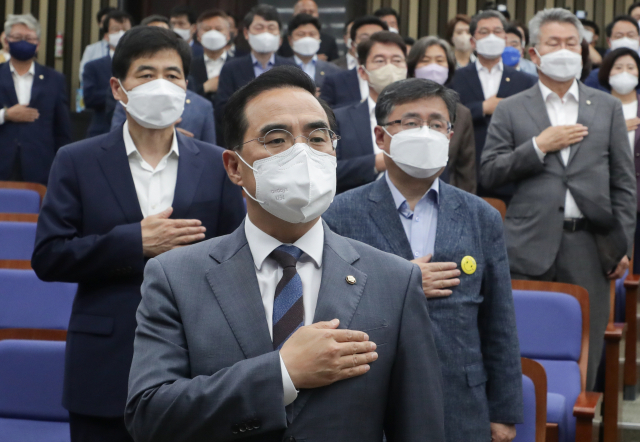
[334,31,406,194]
[214,5,297,146]
[0,13,71,185]
[450,10,536,199]
[83,10,132,137]
[320,16,388,108]
[324,78,522,442]
[32,27,245,442]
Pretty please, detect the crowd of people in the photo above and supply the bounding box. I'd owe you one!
[1,0,639,441]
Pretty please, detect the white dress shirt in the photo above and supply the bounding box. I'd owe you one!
[622,100,638,155]
[204,51,227,79]
[358,69,370,101]
[532,80,584,219]
[294,54,317,81]
[476,59,503,100]
[367,96,383,155]
[346,52,358,70]
[245,216,325,406]
[0,61,35,125]
[123,121,180,218]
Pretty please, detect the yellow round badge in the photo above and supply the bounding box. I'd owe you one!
[461,256,477,275]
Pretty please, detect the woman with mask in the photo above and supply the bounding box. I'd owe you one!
[407,36,477,193]
[446,14,475,69]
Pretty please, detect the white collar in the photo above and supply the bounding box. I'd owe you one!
[204,51,227,64]
[251,52,276,66]
[538,78,579,103]
[385,173,440,209]
[9,61,35,76]
[123,120,179,158]
[367,95,376,115]
[244,215,324,271]
[294,54,318,67]
[475,59,503,73]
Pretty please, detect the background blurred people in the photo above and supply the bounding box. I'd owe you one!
[331,19,355,70]
[170,6,199,56]
[374,7,400,33]
[79,6,116,78]
[446,14,475,68]
[581,19,604,66]
[504,26,538,76]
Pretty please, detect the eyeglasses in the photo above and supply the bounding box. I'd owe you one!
[476,27,505,37]
[383,116,453,134]
[7,34,39,44]
[234,128,340,155]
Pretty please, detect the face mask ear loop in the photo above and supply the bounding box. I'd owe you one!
[381,127,394,159]
[235,150,265,204]
[117,79,130,109]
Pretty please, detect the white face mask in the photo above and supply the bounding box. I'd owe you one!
[201,29,228,51]
[118,79,186,130]
[248,32,280,53]
[173,28,192,41]
[611,37,640,51]
[236,143,337,224]
[609,71,639,95]
[389,27,399,34]
[583,30,594,44]
[292,36,321,56]
[363,63,408,94]
[474,33,506,59]
[108,30,125,48]
[535,48,582,82]
[382,126,450,179]
[453,33,472,52]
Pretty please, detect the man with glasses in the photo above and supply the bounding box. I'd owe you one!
[451,10,536,201]
[125,66,446,442]
[214,4,297,146]
[333,31,406,194]
[324,77,522,442]
[0,13,71,184]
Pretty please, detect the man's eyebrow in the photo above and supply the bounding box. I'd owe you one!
[135,65,157,72]
[258,123,292,135]
[165,66,183,74]
[303,120,329,131]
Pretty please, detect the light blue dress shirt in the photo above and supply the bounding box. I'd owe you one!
[294,55,317,81]
[251,53,276,78]
[385,173,439,259]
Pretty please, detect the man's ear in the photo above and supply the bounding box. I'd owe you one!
[110,77,127,103]
[358,65,369,82]
[243,28,249,41]
[223,150,244,187]
[374,125,387,152]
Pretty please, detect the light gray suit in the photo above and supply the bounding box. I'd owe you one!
[125,220,445,442]
[480,82,636,388]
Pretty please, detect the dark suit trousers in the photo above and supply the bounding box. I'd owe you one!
[511,230,609,391]
[69,412,133,442]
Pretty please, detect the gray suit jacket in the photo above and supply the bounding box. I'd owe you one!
[331,54,348,70]
[480,82,636,276]
[125,220,445,442]
[314,59,341,89]
[323,179,523,441]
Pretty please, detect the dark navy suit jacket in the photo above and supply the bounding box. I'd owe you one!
[191,40,204,58]
[450,63,536,196]
[31,127,246,417]
[319,68,361,108]
[187,54,231,106]
[0,61,72,184]
[111,89,216,144]
[584,68,609,92]
[214,54,297,146]
[83,55,113,137]
[333,99,376,193]
[323,178,523,441]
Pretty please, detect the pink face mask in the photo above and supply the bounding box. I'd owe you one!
[414,63,449,85]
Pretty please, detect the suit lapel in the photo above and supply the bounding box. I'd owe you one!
[497,66,515,98]
[568,83,597,165]
[351,101,374,154]
[433,182,464,262]
[206,223,274,359]
[170,133,204,219]
[291,222,367,420]
[29,63,46,105]
[464,65,486,101]
[367,178,414,260]
[97,129,144,223]
[347,69,361,102]
[0,62,19,106]
[523,85,552,133]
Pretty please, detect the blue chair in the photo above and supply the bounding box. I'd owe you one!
[515,357,547,442]
[0,222,37,260]
[0,340,70,442]
[0,189,41,214]
[512,280,601,442]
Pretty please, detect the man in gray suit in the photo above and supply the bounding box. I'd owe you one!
[287,13,341,91]
[125,66,445,442]
[481,8,637,390]
[324,78,522,442]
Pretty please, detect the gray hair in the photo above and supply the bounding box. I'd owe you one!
[375,78,459,126]
[406,36,456,82]
[529,8,584,46]
[4,14,41,39]
[469,10,507,36]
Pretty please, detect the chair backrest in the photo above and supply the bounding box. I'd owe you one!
[482,197,506,221]
[0,222,37,260]
[0,340,67,421]
[0,213,39,222]
[0,181,46,205]
[0,189,41,214]
[516,357,547,442]
[0,269,76,330]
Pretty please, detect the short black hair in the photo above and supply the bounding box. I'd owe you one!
[598,47,640,90]
[376,78,459,126]
[197,9,229,24]
[629,2,640,15]
[469,10,507,36]
[224,65,335,150]
[505,25,523,42]
[357,31,406,65]
[343,19,355,36]
[606,15,639,38]
[374,7,399,22]
[170,6,196,25]
[243,4,282,31]
[288,13,321,35]
[112,26,192,80]
[350,16,389,42]
[403,36,415,46]
[102,10,133,36]
[141,15,170,28]
[580,19,600,36]
[97,6,116,24]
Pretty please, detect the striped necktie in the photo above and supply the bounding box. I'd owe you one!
[270,245,304,350]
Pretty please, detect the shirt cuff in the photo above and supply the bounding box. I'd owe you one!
[531,137,546,162]
[279,352,298,406]
[0,108,5,125]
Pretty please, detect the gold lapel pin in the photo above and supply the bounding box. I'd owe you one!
[506,77,510,82]
[39,74,44,80]
[586,100,591,105]
[320,71,325,75]
[186,99,191,104]
[346,275,356,285]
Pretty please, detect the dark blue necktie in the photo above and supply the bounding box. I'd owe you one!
[270,245,304,350]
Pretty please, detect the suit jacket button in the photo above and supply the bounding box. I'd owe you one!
[231,424,239,434]
[253,419,261,429]
[239,423,247,432]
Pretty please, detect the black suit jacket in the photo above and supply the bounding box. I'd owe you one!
[187,54,229,105]
[319,68,361,109]
[31,127,246,417]
[277,32,339,61]
[83,55,113,137]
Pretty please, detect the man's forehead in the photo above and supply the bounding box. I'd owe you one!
[612,21,638,33]
[370,42,405,57]
[246,88,327,126]
[477,17,502,28]
[389,98,450,119]
[251,15,278,26]
[9,24,36,35]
